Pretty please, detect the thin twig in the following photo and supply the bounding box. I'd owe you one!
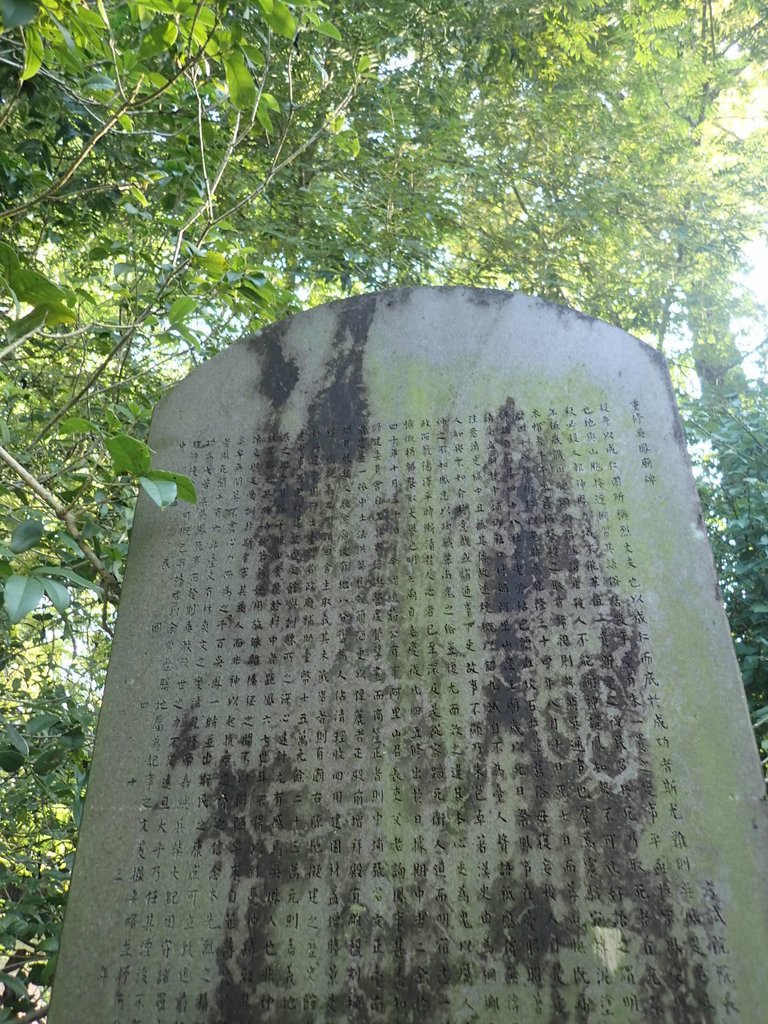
[193,74,212,216]
[183,0,208,61]
[717,405,768,453]
[199,84,357,240]
[0,331,34,362]
[28,334,131,446]
[0,78,22,132]
[171,99,242,266]
[14,1002,49,1024]
[0,78,144,223]
[0,29,215,222]
[170,20,273,263]
[0,444,119,599]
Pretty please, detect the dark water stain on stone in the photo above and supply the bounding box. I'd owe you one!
[194,298,380,1019]
[192,743,315,1023]
[475,399,720,1024]
[307,293,375,463]
[192,756,257,1022]
[248,294,375,605]
[252,321,299,409]
[474,398,717,1024]
[305,476,447,1024]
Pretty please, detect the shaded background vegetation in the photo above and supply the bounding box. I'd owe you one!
[0,0,766,1018]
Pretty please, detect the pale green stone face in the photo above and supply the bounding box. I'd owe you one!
[51,289,767,1024]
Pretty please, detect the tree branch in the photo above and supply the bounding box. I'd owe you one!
[0,78,144,223]
[0,28,216,223]
[0,444,119,599]
[0,332,34,363]
[28,333,131,447]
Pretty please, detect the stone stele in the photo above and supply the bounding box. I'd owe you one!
[50,288,768,1024]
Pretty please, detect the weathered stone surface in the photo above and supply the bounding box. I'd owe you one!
[51,288,768,1023]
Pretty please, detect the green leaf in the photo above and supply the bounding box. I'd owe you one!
[0,241,21,278]
[9,519,44,554]
[106,434,151,475]
[240,42,264,68]
[35,566,102,594]
[0,747,25,773]
[191,14,217,52]
[76,4,109,28]
[85,73,117,93]
[200,251,227,276]
[143,469,196,504]
[21,25,44,82]
[336,129,360,158]
[139,19,174,59]
[223,51,256,109]
[315,20,342,42]
[256,102,273,133]
[356,54,372,74]
[114,261,135,279]
[59,728,85,749]
[3,722,29,757]
[6,302,65,350]
[4,306,47,343]
[2,0,38,29]
[0,971,30,1001]
[132,0,175,13]
[168,295,197,324]
[171,322,201,350]
[41,578,70,615]
[3,574,44,623]
[59,417,95,435]
[9,267,69,306]
[36,301,76,326]
[32,746,66,775]
[129,186,148,208]
[263,1,295,38]
[163,19,178,46]
[140,475,177,508]
[26,713,61,735]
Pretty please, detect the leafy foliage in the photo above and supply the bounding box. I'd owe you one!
[0,617,103,1022]
[0,0,767,1017]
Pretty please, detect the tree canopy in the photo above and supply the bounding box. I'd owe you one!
[1,0,767,1018]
